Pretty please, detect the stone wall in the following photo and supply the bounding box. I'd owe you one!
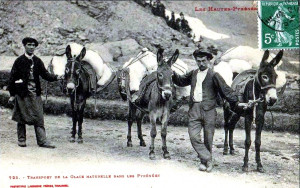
[0,91,298,133]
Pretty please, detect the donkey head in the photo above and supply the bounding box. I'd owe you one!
[65,45,86,93]
[257,50,283,106]
[156,48,179,100]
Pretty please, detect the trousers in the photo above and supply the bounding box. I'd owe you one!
[188,102,216,163]
[17,123,47,145]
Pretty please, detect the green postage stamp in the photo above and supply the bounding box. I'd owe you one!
[259,0,299,50]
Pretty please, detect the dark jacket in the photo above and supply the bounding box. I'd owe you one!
[8,54,58,98]
[172,68,238,111]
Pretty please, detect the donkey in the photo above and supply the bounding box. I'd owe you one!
[223,50,283,172]
[127,48,179,160]
[64,45,91,143]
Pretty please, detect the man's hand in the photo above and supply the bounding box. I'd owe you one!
[8,96,15,105]
[57,75,65,80]
[238,102,249,110]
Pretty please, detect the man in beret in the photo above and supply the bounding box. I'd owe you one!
[172,50,243,172]
[8,37,63,148]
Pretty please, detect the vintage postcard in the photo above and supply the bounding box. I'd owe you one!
[0,0,299,188]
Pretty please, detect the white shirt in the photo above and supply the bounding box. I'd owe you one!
[25,52,34,60]
[25,53,36,93]
[193,68,208,102]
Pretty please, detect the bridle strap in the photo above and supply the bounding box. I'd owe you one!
[255,73,276,90]
[70,60,75,82]
[66,60,83,110]
[155,77,174,99]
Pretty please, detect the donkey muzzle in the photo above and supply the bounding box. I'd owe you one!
[162,90,172,100]
[266,88,277,106]
[67,82,75,91]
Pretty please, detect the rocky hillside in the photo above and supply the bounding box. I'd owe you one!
[0,1,193,58]
[1,0,298,59]
[0,0,299,80]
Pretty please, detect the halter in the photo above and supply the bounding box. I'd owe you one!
[66,58,84,109]
[251,71,275,128]
[255,73,276,90]
[155,72,174,100]
[67,59,82,92]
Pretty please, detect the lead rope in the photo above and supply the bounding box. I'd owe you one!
[270,111,274,133]
[45,80,48,104]
[94,76,98,113]
[74,73,80,110]
[252,79,257,129]
[45,61,52,104]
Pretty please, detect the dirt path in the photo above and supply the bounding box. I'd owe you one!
[0,107,299,188]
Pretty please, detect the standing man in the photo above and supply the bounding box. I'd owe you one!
[176,12,192,37]
[152,0,165,18]
[172,50,242,172]
[8,37,62,148]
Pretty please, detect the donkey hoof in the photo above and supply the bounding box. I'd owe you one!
[242,166,249,172]
[140,141,146,147]
[257,166,265,173]
[230,150,236,155]
[127,142,133,147]
[69,137,75,143]
[77,138,83,144]
[149,152,155,160]
[163,152,171,160]
[223,149,228,155]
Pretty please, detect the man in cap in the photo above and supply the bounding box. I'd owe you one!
[8,37,63,148]
[177,12,192,37]
[172,50,243,172]
[152,0,166,18]
[167,11,177,30]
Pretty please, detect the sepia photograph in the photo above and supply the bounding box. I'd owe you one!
[0,0,299,187]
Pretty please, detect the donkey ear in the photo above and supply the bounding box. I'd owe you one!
[270,50,283,67]
[168,49,179,66]
[66,45,72,59]
[260,50,269,67]
[157,48,164,66]
[77,47,86,61]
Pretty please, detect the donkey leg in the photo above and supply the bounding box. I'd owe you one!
[77,102,86,144]
[223,104,230,155]
[127,103,135,147]
[229,129,235,155]
[77,112,83,144]
[149,115,157,160]
[229,114,240,155]
[161,117,170,159]
[127,121,133,147]
[70,109,77,143]
[137,112,146,147]
[223,126,229,155]
[255,115,265,173]
[242,115,253,172]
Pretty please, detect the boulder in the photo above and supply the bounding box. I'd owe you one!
[85,43,114,64]
[103,38,141,57]
[86,39,141,64]
[0,28,4,36]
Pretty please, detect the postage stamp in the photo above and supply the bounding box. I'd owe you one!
[258,0,299,50]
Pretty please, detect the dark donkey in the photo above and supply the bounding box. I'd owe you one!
[223,50,283,172]
[127,49,179,160]
[64,45,91,143]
